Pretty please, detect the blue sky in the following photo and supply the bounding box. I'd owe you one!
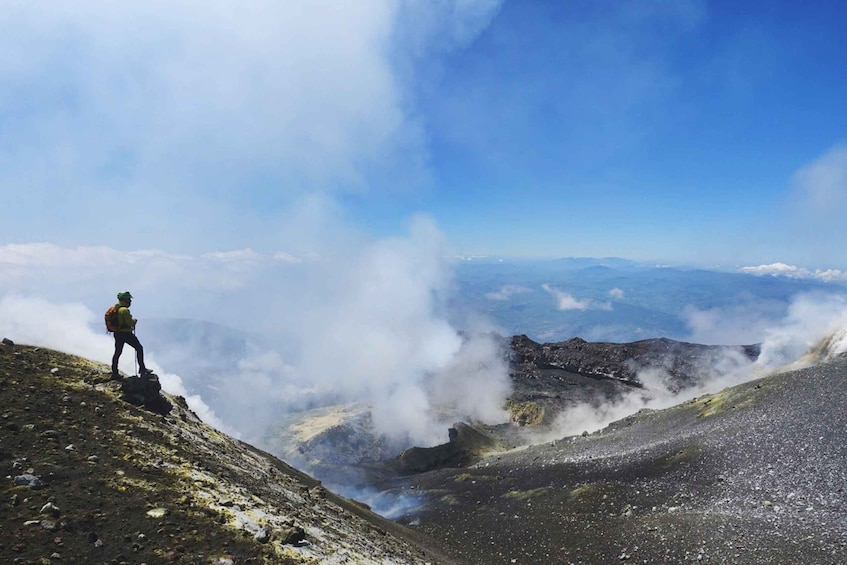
[2,0,847,268]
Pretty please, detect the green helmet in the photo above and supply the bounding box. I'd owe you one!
[117,291,134,301]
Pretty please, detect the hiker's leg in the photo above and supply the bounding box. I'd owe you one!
[111,334,126,375]
[124,333,147,373]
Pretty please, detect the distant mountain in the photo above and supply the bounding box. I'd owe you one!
[451,260,839,342]
[551,256,650,270]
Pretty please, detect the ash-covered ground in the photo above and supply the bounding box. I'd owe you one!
[398,356,847,564]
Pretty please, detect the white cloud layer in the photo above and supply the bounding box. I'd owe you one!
[740,262,847,283]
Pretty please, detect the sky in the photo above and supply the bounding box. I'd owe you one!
[2,1,847,447]
[1,0,846,267]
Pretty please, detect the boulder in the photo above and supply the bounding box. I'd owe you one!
[14,474,44,489]
[278,525,306,545]
[121,372,171,414]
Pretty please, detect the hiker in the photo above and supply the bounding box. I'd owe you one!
[108,291,151,380]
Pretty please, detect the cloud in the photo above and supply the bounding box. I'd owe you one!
[0,1,503,248]
[791,144,847,216]
[272,252,306,264]
[0,242,275,305]
[608,287,625,299]
[542,284,612,311]
[485,285,532,301]
[740,263,847,283]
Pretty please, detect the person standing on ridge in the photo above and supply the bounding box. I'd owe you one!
[109,291,151,380]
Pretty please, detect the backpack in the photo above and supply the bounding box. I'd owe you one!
[105,306,120,333]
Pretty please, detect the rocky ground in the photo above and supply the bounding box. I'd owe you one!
[0,340,457,564]
[399,356,847,564]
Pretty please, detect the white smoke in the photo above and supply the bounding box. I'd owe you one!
[540,291,847,440]
[791,143,847,217]
[740,262,847,283]
[0,217,513,448]
[756,293,847,369]
[682,300,787,346]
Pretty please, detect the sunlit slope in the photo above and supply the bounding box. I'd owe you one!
[0,342,456,564]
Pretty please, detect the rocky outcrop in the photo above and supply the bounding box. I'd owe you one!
[506,335,760,427]
[120,371,172,414]
[396,422,507,474]
[510,334,760,388]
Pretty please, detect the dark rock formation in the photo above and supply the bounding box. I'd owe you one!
[507,334,760,426]
[396,423,506,474]
[120,371,172,414]
[510,334,759,387]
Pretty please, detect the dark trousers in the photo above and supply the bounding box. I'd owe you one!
[112,332,146,375]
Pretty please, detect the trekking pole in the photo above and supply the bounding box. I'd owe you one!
[133,329,138,377]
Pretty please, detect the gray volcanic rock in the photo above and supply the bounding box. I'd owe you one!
[507,334,759,426]
[510,334,760,388]
[403,357,847,564]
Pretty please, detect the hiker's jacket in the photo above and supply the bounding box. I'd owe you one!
[114,303,137,334]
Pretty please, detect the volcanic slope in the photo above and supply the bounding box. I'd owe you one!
[403,356,847,564]
[0,342,457,564]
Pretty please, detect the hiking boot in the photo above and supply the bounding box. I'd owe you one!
[110,372,123,381]
[140,368,154,376]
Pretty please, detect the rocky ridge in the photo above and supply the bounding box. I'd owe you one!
[506,335,760,426]
[0,340,455,564]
